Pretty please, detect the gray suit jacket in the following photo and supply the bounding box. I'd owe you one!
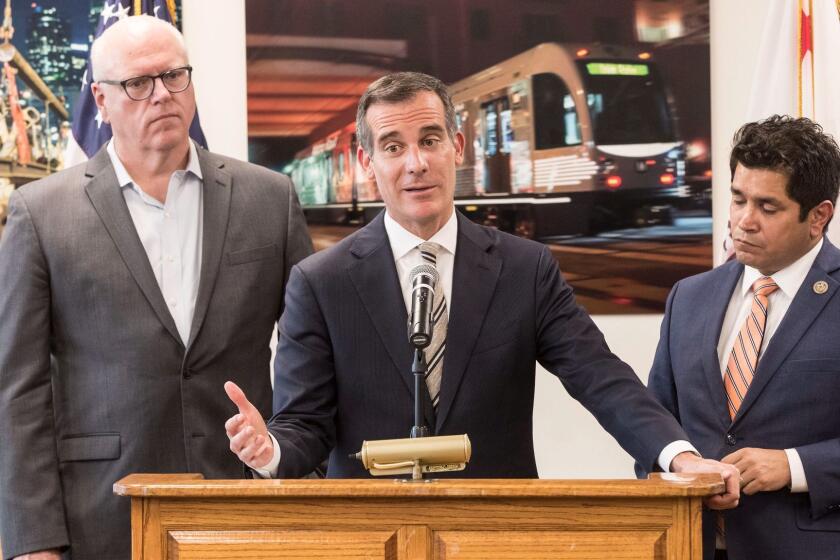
[0,145,312,560]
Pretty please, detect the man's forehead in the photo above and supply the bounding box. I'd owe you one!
[107,31,185,74]
[367,95,446,136]
[731,166,793,203]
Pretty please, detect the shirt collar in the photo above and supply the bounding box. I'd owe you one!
[384,208,458,261]
[741,237,823,298]
[106,138,203,189]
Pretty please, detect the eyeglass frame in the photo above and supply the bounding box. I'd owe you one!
[97,65,194,101]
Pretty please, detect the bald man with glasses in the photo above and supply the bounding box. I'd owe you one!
[0,15,312,560]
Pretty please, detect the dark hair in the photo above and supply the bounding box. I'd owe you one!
[356,71,457,154]
[729,115,840,222]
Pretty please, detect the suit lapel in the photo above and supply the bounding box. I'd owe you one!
[347,214,416,388]
[701,261,742,429]
[734,240,840,423]
[83,147,183,347]
[187,148,232,349]
[436,213,501,430]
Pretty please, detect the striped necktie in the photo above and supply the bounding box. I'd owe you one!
[419,242,448,409]
[723,276,779,419]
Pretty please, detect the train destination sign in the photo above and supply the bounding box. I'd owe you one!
[585,62,650,76]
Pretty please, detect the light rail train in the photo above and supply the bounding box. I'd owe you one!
[286,43,690,237]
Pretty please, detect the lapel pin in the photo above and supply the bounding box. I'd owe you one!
[813,280,828,295]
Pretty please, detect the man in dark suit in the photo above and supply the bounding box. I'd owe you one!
[637,115,840,559]
[0,16,311,560]
[224,72,739,495]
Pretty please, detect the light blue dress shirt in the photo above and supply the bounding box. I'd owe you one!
[106,140,204,345]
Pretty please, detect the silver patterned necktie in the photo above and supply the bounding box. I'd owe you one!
[419,242,448,409]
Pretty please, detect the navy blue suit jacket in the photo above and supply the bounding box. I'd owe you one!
[639,238,840,560]
[268,211,687,478]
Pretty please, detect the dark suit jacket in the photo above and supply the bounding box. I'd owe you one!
[639,238,840,560]
[268,211,687,479]
[0,145,312,560]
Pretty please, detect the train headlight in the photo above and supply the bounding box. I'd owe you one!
[659,173,675,185]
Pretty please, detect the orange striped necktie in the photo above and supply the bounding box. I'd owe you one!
[723,276,779,420]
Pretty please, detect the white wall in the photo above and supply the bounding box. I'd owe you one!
[710,0,770,263]
[180,0,772,479]
[182,0,248,160]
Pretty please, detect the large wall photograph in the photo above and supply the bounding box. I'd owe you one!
[246,0,713,314]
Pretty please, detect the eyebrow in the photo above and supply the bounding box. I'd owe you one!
[377,130,401,145]
[376,124,447,146]
[420,124,446,135]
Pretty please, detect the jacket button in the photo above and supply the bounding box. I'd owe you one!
[183,368,193,379]
[725,433,737,446]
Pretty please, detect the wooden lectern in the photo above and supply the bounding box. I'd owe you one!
[115,473,722,559]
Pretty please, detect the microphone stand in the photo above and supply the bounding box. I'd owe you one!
[410,347,429,440]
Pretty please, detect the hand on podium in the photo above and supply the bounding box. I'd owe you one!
[670,451,740,510]
[224,381,275,469]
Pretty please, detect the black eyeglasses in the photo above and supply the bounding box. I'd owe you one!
[98,66,193,101]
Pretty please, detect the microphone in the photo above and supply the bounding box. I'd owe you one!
[408,264,439,349]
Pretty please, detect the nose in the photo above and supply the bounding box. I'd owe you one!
[405,144,428,175]
[735,204,759,233]
[149,76,173,103]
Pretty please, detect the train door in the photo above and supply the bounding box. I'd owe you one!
[480,96,512,194]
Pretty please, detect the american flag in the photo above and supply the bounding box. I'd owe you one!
[64,0,207,167]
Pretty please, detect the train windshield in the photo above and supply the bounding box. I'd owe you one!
[576,60,676,145]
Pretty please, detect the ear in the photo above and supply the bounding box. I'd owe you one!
[809,200,834,238]
[90,82,110,124]
[453,130,465,166]
[358,146,375,181]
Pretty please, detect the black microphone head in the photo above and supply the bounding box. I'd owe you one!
[409,263,439,286]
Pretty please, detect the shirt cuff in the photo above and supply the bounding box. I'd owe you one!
[252,433,281,479]
[785,448,808,493]
[658,440,700,472]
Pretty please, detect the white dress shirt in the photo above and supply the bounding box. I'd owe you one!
[256,207,692,477]
[107,139,204,345]
[715,238,823,493]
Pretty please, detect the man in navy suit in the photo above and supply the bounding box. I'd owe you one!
[223,72,739,501]
[638,115,840,559]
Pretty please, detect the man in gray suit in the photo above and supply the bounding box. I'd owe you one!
[0,16,311,560]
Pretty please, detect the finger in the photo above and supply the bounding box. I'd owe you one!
[229,425,256,455]
[720,449,744,464]
[224,414,244,436]
[705,494,739,510]
[722,469,741,500]
[224,381,254,415]
[240,433,265,464]
[741,478,763,495]
[255,438,273,461]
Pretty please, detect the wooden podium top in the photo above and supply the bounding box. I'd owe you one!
[114,472,724,499]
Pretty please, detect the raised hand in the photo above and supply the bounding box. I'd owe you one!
[223,381,274,469]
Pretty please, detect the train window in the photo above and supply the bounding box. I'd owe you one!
[482,97,512,156]
[499,107,513,154]
[484,104,498,156]
[532,73,581,150]
[577,60,676,144]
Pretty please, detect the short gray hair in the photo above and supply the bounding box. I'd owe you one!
[90,15,188,81]
[356,71,457,155]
